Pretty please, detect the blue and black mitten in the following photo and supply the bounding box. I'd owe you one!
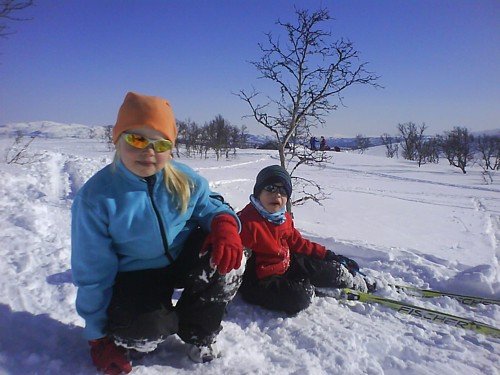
[324,250,360,275]
[324,250,377,292]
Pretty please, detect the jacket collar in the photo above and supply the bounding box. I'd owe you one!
[114,159,164,189]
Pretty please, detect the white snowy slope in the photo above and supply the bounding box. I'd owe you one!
[0,124,498,375]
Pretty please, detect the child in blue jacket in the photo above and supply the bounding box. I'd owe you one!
[71,92,245,374]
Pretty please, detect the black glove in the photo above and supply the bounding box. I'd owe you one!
[324,250,360,275]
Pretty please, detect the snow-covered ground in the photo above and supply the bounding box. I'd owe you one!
[0,124,498,374]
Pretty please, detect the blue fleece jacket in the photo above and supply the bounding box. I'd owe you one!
[71,160,239,340]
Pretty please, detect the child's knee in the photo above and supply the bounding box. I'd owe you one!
[282,282,314,315]
[108,307,178,352]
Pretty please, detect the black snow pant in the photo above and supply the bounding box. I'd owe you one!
[239,252,344,315]
[106,227,245,350]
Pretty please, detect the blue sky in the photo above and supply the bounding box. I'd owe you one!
[1,0,498,137]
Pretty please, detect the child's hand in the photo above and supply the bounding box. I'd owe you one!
[89,337,132,375]
[208,214,243,274]
[324,250,360,275]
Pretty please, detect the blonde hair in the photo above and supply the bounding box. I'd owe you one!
[163,162,191,213]
[113,144,192,213]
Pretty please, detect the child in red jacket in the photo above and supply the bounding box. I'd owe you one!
[238,165,373,315]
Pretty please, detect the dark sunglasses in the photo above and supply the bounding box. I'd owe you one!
[263,184,288,196]
[122,133,173,153]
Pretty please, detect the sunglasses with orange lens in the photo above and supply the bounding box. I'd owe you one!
[123,133,173,153]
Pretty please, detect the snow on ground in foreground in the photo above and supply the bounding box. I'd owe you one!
[0,133,499,375]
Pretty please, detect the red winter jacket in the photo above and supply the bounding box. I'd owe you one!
[238,203,327,280]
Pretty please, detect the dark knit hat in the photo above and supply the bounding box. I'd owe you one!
[253,165,292,197]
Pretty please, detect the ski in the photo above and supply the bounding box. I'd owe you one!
[390,284,500,306]
[315,288,500,337]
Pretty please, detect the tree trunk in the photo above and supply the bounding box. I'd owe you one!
[278,145,286,169]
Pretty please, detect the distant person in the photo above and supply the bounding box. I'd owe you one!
[71,92,246,374]
[237,165,374,315]
[310,136,317,150]
[319,136,330,151]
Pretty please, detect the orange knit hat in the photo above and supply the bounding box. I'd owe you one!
[112,91,178,144]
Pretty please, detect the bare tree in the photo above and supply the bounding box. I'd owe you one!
[380,133,399,158]
[0,0,34,38]
[173,120,186,158]
[228,124,248,156]
[397,122,427,161]
[355,134,371,154]
[475,134,500,183]
[176,117,247,159]
[204,115,231,160]
[416,137,440,167]
[234,125,249,149]
[238,7,380,210]
[397,123,440,167]
[440,126,474,174]
[197,125,210,158]
[178,119,201,157]
[102,125,114,151]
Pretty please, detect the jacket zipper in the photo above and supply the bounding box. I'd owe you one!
[145,176,175,264]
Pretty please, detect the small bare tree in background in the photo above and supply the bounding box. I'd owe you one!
[355,134,371,154]
[236,125,249,149]
[238,7,380,211]
[440,126,474,174]
[415,137,440,167]
[0,0,34,38]
[176,119,201,157]
[205,115,231,161]
[103,125,114,151]
[397,122,427,161]
[174,120,187,158]
[475,134,500,183]
[380,133,399,158]
[227,124,248,157]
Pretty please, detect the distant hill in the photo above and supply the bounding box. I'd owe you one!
[245,134,274,147]
[325,136,384,149]
[0,121,110,139]
[471,129,500,137]
[0,122,408,151]
[2,122,498,150]
[246,134,384,149]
